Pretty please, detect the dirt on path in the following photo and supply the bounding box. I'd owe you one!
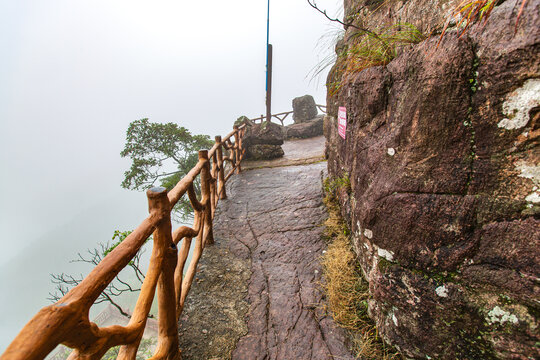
[178,138,353,360]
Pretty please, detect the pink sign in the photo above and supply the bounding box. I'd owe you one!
[338,107,347,139]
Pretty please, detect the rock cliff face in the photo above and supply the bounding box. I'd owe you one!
[324,0,539,358]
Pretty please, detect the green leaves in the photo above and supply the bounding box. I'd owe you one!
[120,118,213,219]
[103,230,133,257]
[121,118,213,190]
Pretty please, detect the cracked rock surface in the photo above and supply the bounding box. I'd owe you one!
[325,1,539,358]
[178,161,353,360]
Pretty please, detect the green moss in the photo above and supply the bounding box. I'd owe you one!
[377,257,395,273]
[498,293,514,305]
[322,177,352,240]
[323,173,352,195]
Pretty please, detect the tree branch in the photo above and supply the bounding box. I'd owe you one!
[306,0,373,35]
[49,237,148,320]
[100,291,131,318]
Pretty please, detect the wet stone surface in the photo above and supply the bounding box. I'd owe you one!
[178,161,353,360]
[243,136,326,170]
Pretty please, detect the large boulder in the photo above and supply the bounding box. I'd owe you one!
[242,121,284,160]
[245,144,284,161]
[292,95,318,123]
[242,121,283,146]
[284,115,324,139]
[325,0,539,359]
[234,115,250,127]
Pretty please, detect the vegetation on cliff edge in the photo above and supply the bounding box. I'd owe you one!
[321,176,402,360]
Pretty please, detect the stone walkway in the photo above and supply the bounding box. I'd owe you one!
[242,136,325,170]
[178,137,353,360]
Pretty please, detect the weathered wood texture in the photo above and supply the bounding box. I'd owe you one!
[1,125,247,360]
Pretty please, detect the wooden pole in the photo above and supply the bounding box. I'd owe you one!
[174,229,194,319]
[145,187,179,360]
[234,126,241,174]
[238,128,245,163]
[210,152,218,217]
[178,211,204,316]
[199,150,214,245]
[215,135,227,200]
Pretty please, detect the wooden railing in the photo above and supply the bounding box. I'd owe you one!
[250,104,327,126]
[1,124,247,360]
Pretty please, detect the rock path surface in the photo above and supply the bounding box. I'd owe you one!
[243,135,326,170]
[178,139,353,359]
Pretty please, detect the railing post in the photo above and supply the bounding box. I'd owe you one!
[199,150,214,245]
[146,187,179,360]
[234,125,242,174]
[215,135,227,200]
[238,127,246,163]
[210,153,218,217]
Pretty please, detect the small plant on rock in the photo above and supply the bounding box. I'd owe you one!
[440,0,529,41]
[345,23,425,73]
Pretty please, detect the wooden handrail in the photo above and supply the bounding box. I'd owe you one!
[1,124,249,360]
[248,105,327,126]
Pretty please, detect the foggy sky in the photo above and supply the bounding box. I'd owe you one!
[0,0,341,350]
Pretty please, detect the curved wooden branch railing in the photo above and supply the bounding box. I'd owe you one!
[316,104,327,114]
[1,124,248,360]
[249,104,327,126]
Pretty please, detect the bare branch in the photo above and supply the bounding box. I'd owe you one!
[49,238,148,319]
[100,291,131,318]
[306,0,374,35]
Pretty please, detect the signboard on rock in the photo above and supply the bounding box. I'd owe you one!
[338,107,347,139]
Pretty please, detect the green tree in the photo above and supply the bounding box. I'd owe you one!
[120,118,213,220]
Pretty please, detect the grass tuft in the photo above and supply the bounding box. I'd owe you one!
[321,178,402,360]
[440,0,529,43]
[327,23,425,96]
[347,23,426,71]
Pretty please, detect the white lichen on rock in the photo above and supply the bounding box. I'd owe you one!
[355,221,362,238]
[387,307,399,327]
[377,248,394,261]
[516,161,540,203]
[435,285,449,298]
[363,228,373,239]
[392,313,398,326]
[497,79,540,130]
[525,192,540,203]
[517,162,540,184]
[487,306,519,325]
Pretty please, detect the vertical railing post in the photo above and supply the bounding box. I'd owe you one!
[145,187,179,360]
[209,152,218,217]
[199,150,214,245]
[215,135,227,199]
[234,125,242,174]
[238,127,245,163]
